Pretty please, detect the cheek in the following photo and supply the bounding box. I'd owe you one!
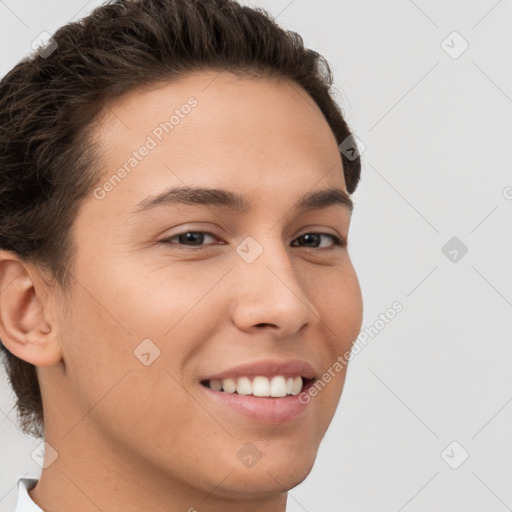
[297,262,363,424]
[55,284,208,451]
[109,258,231,339]
[309,262,363,349]
[57,288,134,398]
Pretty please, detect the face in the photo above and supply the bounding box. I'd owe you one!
[44,71,363,498]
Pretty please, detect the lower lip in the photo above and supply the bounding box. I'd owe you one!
[199,380,314,424]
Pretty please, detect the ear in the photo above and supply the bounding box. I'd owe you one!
[0,250,62,367]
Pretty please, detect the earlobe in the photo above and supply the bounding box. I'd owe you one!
[0,251,62,367]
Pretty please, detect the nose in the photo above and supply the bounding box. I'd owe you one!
[230,236,320,337]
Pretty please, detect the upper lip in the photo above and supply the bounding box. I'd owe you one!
[200,358,317,382]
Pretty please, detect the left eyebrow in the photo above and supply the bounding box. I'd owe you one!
[129,186,353,215]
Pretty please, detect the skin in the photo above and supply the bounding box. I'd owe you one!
[0,70,363,512]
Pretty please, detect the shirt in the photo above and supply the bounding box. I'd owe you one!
[14,477,43,512]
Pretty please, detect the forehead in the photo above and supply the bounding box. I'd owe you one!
[89,70,346,209]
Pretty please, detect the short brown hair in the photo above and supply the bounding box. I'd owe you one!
[0,0,361,439]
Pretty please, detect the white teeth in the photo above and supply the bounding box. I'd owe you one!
[291,376,302,396]
[209,375,305,397]
[221,378,237,393]
[236,377,252,395]
[270,376,287,397]
[252,376,270,396]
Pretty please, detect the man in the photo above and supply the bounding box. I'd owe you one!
[0,1,363,510]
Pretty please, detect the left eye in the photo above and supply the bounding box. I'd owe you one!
[159,230,345,249]
[291,232,344,249]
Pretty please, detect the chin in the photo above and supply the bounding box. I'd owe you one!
[206,451,317,500]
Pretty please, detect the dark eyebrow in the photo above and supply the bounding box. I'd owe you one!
[130,186,353,215]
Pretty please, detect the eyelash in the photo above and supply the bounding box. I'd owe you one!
[158,230,346,251]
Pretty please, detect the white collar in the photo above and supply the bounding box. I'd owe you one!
[15,477,44,512]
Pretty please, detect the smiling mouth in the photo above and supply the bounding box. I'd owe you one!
[200,375,315,398]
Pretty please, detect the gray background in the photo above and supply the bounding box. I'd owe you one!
[1,1,511,511]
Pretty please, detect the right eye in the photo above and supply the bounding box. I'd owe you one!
[158,230,223,249]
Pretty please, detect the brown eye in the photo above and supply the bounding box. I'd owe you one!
[159,230,220,248]
[292,232,345,249]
